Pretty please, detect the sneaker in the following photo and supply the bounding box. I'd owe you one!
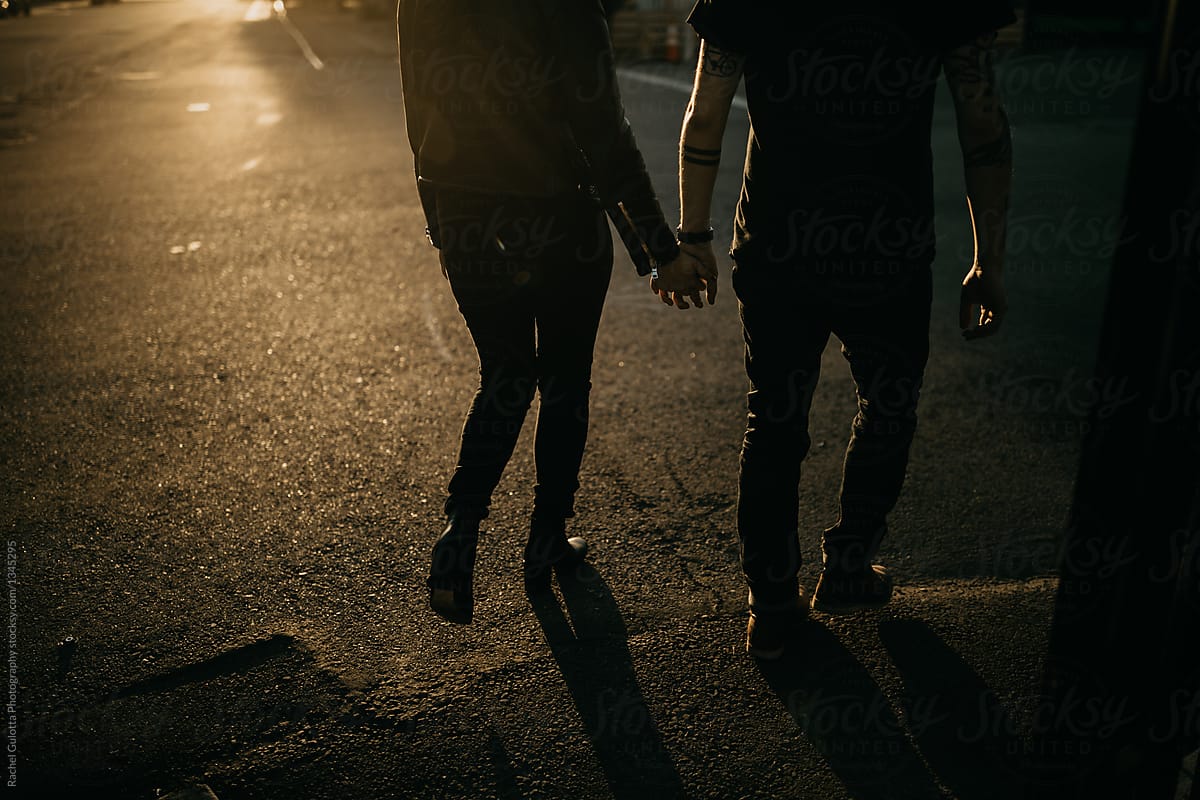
[745,590,807,660]
[810,564,893,614]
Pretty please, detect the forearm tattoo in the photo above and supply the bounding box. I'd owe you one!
[702,45,741,77]
[682,144,721,167]
[946,32,1012,168]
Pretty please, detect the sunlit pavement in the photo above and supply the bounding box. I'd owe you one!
[1,2,1143,797]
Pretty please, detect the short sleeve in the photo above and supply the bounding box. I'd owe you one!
[932,0,1017,51]
[686,0,754,54]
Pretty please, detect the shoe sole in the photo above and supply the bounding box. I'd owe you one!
[746,643,786,660]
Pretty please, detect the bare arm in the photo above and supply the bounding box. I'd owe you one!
[675,40,745,305]
[680,41,744,234]
[944,31,1012,339]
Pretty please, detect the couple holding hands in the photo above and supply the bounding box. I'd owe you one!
[398,0,1014,659]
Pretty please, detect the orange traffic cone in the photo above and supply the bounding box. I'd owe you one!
[665,23,681,64]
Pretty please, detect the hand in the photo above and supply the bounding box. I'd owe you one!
[959,265,1007,340]
[649,251,706,309]
[678,241,718,306]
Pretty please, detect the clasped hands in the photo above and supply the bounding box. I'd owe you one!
[649,242,718,309]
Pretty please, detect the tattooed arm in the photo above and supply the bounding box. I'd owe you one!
[680,41,744,234]
[676,40,745,305]
[944,31,1012,339]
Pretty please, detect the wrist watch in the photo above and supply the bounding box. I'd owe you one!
[676,225,714,244]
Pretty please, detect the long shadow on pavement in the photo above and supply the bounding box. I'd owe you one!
[529,564,685,800]
[755,620,944,800]
[487,730,525,800]
[879,618,1026,800]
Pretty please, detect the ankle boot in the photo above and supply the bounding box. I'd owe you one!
[523,514,588,593]
[428,515,480,624]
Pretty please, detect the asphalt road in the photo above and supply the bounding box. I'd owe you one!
[0,2,1144,798]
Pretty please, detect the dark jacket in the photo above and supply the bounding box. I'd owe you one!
[397,0,679,274]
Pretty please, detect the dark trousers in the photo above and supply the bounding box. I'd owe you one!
[435,190,613,522]
[732,262,933,607]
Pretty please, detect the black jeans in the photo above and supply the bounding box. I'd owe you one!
[732,261,933,607]
[435,190,613,522]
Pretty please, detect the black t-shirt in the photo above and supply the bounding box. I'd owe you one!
[688,0,1016,280]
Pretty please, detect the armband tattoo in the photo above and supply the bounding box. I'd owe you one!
[681,144,721,167]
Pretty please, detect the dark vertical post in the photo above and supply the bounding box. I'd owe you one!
[1026,1,1200,798]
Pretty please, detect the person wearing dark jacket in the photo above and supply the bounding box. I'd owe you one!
[398,0,713,624]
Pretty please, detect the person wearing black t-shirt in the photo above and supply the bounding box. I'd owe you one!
[679,0,1015,658]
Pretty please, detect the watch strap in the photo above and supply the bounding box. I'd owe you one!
[676,225,715,244]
